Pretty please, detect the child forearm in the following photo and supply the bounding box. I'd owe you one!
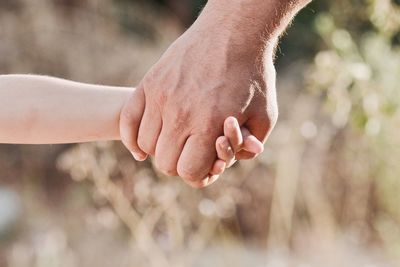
[0,75,132,144]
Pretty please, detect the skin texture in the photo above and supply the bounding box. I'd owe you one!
[120,0,312,188]
[0,75,130,144]
[0,75,262,181]
[193,116,265,187]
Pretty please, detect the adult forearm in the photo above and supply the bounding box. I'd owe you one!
[198,0,311,54]
[0,75,131,144]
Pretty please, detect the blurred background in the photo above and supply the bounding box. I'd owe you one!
[0,0,399,266]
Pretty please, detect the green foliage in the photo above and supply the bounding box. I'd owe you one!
[302,0,400,257]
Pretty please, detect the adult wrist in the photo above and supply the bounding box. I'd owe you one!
[193,0,279,58]
[199,0,311,45]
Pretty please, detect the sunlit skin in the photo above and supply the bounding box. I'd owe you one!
[120,0,312,187]
[0,75,263,184]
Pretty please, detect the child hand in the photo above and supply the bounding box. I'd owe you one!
[207,116,264,183]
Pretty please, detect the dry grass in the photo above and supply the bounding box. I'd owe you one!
[0,0,399,266]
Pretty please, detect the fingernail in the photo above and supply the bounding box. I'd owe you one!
[131,152,146,161]
[226,146,235,157]
[219,139,228,149]
[227,118,236,128]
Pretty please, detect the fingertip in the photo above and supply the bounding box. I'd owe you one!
[225,116,239,131]
[131,152,148,161]
[224,117,243,152]
[243,135,264,154]
[225,116,236,124]
[216,136,234,160]
[216,136,227,148]
[210,159,226,175]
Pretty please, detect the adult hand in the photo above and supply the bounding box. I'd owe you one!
[119,0,309,188]
[120,40,277,187]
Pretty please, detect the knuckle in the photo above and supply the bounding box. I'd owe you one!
[165,107,192,136]
[155,89,168,107]
[172,106,191,128]
[155,161,177,177]
[178,166,200,182]
[141,71,168,106]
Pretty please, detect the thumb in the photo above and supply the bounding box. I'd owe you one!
[240,127,264,155]
[236,59,278,160]
[119,86,148,161]
[236,113,274,160]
